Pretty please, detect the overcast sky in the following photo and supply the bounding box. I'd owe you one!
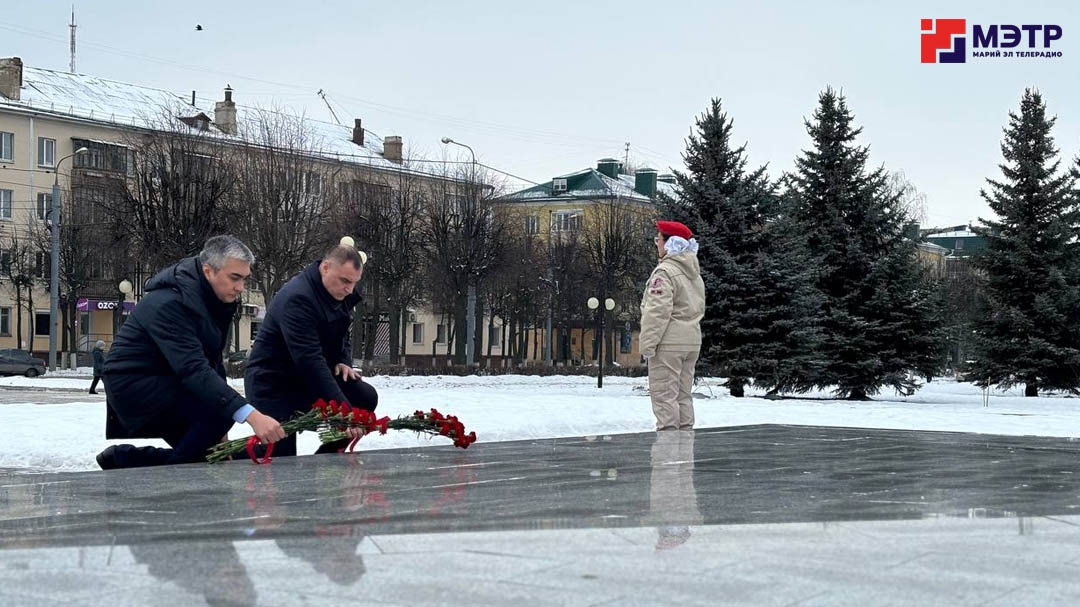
[3,0,1078,227]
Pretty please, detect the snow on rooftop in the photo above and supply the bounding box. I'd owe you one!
[932,230,979,239]
[2,66,432,175]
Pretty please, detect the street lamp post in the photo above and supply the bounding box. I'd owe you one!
[441,136,479,367]
[117,279,133,335]
[587,296,616,388]
[49,146,88,371]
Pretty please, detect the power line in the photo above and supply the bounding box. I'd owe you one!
[0,20,672,158]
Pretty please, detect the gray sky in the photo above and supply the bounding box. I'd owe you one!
[4,0,1078,227]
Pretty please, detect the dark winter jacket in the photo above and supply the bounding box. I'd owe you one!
[104,256,246,438]
[245,261,360,416]
[92,346,105,374]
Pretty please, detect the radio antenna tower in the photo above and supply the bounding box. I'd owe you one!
[69,6,77,73]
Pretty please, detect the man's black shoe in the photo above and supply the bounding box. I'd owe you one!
[96,446,119,470]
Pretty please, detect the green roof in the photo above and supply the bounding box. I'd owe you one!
[498,168,653,203]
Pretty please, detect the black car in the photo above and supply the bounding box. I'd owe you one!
[0,349,47,377]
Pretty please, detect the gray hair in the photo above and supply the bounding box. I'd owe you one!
[95,340,105,349]
[199,235,255,270]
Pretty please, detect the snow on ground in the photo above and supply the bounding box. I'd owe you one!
[2,374,1079,473]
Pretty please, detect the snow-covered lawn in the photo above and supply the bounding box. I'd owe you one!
[2,374,1078,473]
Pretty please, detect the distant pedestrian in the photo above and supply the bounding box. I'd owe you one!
[89,340,106,395]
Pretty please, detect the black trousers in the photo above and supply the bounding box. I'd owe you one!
[89,374,103,393]
[104,394,234,468]
[266,378,379,457]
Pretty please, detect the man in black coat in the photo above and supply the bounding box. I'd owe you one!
[245,244,378,456]
[96,235,285,469]
[89,339,105,394]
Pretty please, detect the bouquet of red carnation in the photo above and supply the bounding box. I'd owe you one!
[206,400,476,464]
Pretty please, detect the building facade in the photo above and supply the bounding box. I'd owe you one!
[0,56,497,366]
[496,159,675,367]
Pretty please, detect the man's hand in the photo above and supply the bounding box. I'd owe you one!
[334,363,362,381]
[246,411,286,444]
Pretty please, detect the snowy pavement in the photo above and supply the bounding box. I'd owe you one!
[2,373,1079,473]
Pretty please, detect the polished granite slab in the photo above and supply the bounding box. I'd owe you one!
[3,424,1080,606]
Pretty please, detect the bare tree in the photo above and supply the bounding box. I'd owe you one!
[230,108,339,303]
[27,184,116,355]
[421,164,510,364]
[543,225,590,364]
[888,170,928,224]
[5,228,41,352]
[580,198,656,362]
[484,209,545,365]
[336,159,428,362]
[104,104,237,270]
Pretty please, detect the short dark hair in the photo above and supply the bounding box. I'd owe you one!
[324,245,364,269]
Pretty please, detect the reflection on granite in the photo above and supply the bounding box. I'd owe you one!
[3,425,1080,605]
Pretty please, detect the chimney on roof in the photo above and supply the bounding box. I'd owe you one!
[214,85,237,135]
[634,168,657,198]
[0,57,23,101]
[597,158,620,179]
[383,135,403,163]
[352,118,365,146]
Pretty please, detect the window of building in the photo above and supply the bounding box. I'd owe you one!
[412,323,424,345]
[303,171,323,197]
[488,325,501,349]
[86,256,106,280]
[524,215,540,235]
[436,323,447,344]
[37,192,51,221]
[0,190,11,220]
[620,329,632,354]
[0,250,10,276]
[38,138,56,168]
[955,239,964,250]
[34,252,49,278]
[552,210,582,232]
[250,321,261,342]
[0,308,9,336]
[34,311,50,337]
[0,132,13,162]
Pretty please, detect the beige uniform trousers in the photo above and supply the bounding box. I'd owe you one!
[648,348,699,430]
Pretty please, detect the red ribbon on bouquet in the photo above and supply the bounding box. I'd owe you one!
[245,436,275,464]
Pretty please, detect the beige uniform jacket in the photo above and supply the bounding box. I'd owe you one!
[639,251,706,357]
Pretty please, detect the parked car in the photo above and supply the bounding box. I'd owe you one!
[0,349,47,377]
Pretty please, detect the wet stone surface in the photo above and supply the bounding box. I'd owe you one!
[2,425,1080,606]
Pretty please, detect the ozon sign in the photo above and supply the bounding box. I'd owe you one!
[76,298,134,313]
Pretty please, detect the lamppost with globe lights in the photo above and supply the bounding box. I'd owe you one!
[587,296,616,388]
[115,278,133,336]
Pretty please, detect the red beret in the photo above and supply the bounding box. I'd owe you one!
[656,220,692,240]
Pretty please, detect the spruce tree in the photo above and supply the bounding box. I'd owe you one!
[970,89,1080,396]
[666,99,821,396]
[789,88,939,399]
